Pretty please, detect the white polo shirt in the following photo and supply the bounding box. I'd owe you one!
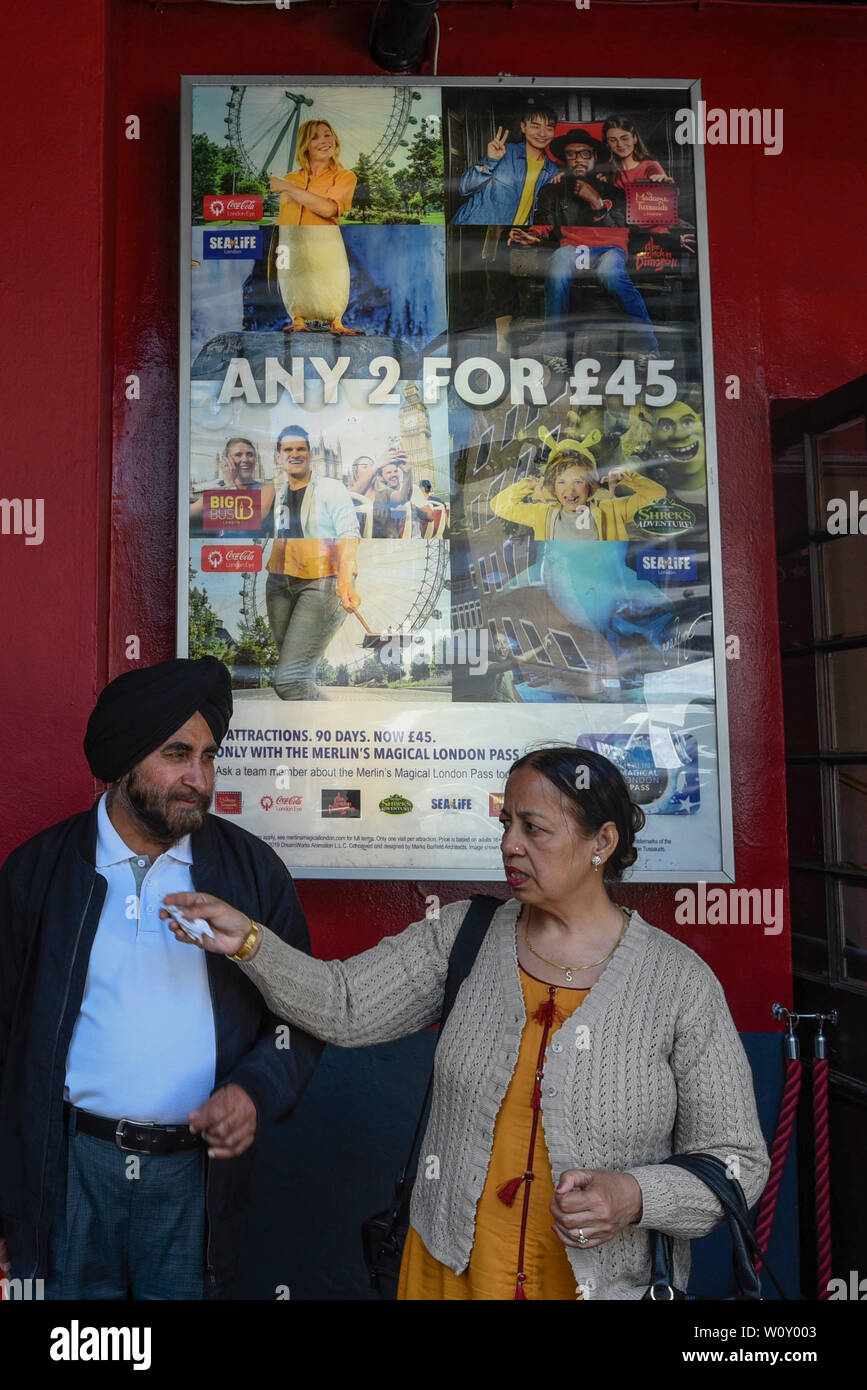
[64,794,217,1123]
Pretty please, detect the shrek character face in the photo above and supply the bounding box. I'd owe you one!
[603,395,634,439]
[569,406,604,447]
[652,401,706,485]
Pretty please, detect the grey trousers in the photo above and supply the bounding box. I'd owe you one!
[40,1112,205,1300]
[266,572,347,700]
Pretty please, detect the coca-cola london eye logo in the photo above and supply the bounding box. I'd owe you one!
[261,795,302,812]
[203,194,264,221]
[201,546,262,573]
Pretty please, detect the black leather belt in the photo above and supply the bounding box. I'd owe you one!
[65,1104,204,1156]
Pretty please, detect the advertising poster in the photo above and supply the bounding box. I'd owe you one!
[179,77,733,880]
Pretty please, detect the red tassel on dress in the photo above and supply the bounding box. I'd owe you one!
[497,1174,525,1207]
[531,993,563,1029]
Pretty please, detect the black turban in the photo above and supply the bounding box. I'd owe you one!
[84,657,233,783]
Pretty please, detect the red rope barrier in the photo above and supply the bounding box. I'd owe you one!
[754,1054,801,1271]
[813,1057,832,1300]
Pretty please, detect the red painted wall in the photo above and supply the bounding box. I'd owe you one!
[7,0,867,1029]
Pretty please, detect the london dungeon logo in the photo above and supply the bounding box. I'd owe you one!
[321,789,361,818]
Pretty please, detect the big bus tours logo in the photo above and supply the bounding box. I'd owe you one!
[201,491,262,531]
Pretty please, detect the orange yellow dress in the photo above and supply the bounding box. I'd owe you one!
[398,967,588,1300]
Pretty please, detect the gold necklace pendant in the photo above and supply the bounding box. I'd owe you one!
[524,905,628,977]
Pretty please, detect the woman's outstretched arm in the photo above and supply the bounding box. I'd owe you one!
[162,893,474,1048]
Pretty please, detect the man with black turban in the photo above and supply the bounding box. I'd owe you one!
[0,657,322,1300]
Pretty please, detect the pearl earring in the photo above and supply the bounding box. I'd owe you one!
[592,854,602,872]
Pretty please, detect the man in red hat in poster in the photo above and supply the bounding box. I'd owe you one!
[510,126,659,371]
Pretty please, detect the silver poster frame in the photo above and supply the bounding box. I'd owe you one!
[178,75,734,883]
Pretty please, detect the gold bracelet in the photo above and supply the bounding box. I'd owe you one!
[229,918,262,963]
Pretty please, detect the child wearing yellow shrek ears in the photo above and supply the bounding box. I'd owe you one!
[489,425,667,541]
[490,424,679,694]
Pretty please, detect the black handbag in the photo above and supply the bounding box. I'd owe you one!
[360,894,502,1298]
[643,1152,787,1301]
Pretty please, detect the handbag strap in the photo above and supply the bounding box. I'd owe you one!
[398,894,504,1185]
[647,1153,787,1300]
[664,1155,761,1299]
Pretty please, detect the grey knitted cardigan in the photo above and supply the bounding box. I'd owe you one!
[240,898,770,1300]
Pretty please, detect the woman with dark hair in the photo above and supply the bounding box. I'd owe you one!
[602,115,696,254]
[162,747,768,1300]
[602,115,673,187]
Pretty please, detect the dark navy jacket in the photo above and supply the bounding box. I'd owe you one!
[0,801,323,1297]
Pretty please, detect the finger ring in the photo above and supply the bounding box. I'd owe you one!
[577,1229,589,1247]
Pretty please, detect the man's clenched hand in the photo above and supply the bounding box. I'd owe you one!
[189,1084,258,1159]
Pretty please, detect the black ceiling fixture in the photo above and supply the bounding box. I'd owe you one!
[370,0,439,74]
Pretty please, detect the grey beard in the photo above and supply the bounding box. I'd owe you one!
[119,770,210,846]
